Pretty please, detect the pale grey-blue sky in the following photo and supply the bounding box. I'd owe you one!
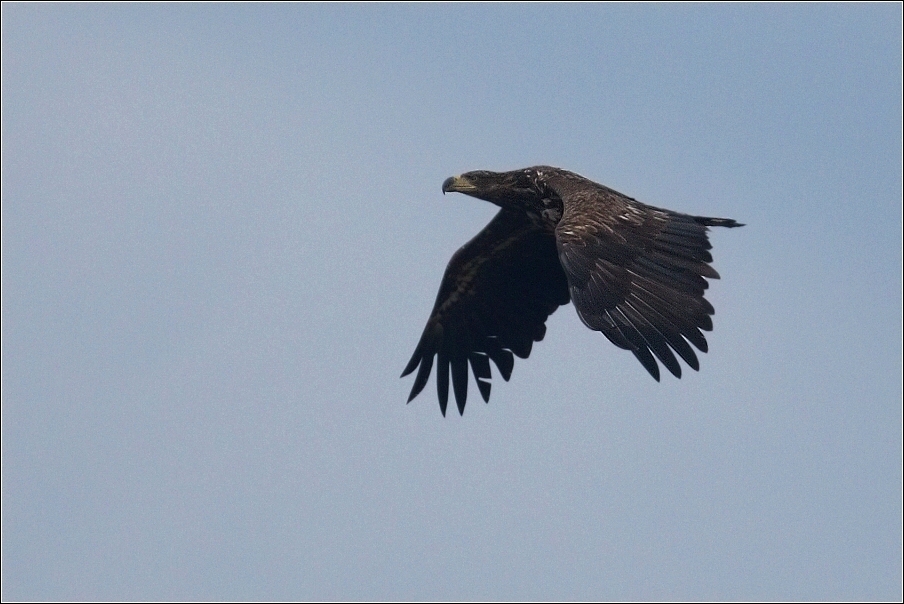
[2,4,901,600]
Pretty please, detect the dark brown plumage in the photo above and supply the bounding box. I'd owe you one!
[402,166,743,416]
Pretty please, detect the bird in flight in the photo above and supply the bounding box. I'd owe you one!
[402,166,743,416]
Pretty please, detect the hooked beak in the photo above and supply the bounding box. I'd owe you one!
[442,175,477,195]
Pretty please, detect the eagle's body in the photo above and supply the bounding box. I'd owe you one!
[402,166,743,416]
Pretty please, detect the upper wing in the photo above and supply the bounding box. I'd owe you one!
[402,208,570,416]
[551,182,739,380]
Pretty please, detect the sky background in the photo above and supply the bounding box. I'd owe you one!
[2,4,901,601]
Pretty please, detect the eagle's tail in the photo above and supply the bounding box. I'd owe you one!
[695,216,744,228]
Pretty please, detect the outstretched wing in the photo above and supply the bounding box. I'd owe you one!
[402,208,570,416]
[550,181,741,380]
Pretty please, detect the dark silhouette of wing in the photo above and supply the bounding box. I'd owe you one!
[402,208,570,415]
[548,174,742,380]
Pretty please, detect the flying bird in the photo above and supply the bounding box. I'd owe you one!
[402,166,743,416]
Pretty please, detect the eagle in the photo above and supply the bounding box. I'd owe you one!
[402,166,743,416]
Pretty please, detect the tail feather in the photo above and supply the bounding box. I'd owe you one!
[695,217,744,228]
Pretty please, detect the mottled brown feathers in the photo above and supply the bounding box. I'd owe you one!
[403,166,742,415]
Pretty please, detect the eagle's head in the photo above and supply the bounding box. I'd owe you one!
[441,167,562,222]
